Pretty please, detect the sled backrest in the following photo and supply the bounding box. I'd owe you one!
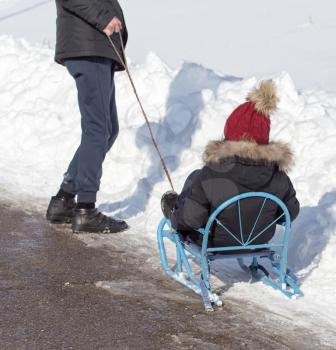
[200,192,291,256]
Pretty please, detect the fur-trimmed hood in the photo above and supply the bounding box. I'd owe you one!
[203,140,294,173]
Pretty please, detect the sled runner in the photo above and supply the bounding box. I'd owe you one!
[157,192,303,311]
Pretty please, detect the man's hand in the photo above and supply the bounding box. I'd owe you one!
[103,17,122,36]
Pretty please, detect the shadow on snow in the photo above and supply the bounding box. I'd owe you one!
[209,191,336,292]
[100,62,240,218]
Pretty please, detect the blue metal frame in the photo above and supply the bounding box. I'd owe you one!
[157,192,303,311]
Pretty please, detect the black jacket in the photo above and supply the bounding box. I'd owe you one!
[55,0,128,71]
[171,140,300,247]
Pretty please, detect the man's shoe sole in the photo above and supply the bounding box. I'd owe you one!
[47,216,72,224]
[72,225,130,234]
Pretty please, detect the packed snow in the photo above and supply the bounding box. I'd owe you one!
[0,34,335,343]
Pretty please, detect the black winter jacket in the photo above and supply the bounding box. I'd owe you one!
[55,0,128,71]
[171,140,300,247]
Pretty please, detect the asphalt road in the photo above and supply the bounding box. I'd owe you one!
[0,200,332,350]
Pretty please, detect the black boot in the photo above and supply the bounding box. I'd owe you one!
[46,196,76,224]
[161,191,178,219]
[72,208,129,233]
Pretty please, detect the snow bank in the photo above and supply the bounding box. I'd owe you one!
[0,35,335,334]
[1,0,336,91]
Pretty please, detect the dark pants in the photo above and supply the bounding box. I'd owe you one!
[174,169,203,244]
[162,170,201,220]
[175,170,201,209]
[60,57,119,203]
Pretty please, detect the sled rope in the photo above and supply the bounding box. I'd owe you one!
[107,32,175,191]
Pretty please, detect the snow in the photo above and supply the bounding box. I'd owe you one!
[1,0,336,91]
[0,0,336,344]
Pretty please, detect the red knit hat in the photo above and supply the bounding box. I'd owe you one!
[224,80,278,145]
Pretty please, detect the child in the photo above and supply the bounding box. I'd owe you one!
[161,80,300,247]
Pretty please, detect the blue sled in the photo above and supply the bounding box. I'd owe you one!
[157,192,303,312]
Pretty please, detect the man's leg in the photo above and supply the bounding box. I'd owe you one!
[47,57,113,223]
[48,57,128,233]
[106,68,119,152]
[62,57,115,203]
[60,60,118,198]
[94,67,120,184]
[60,148,80,196]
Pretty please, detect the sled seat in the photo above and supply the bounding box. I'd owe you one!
[157,192,303,311]
[180,234,274,259]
